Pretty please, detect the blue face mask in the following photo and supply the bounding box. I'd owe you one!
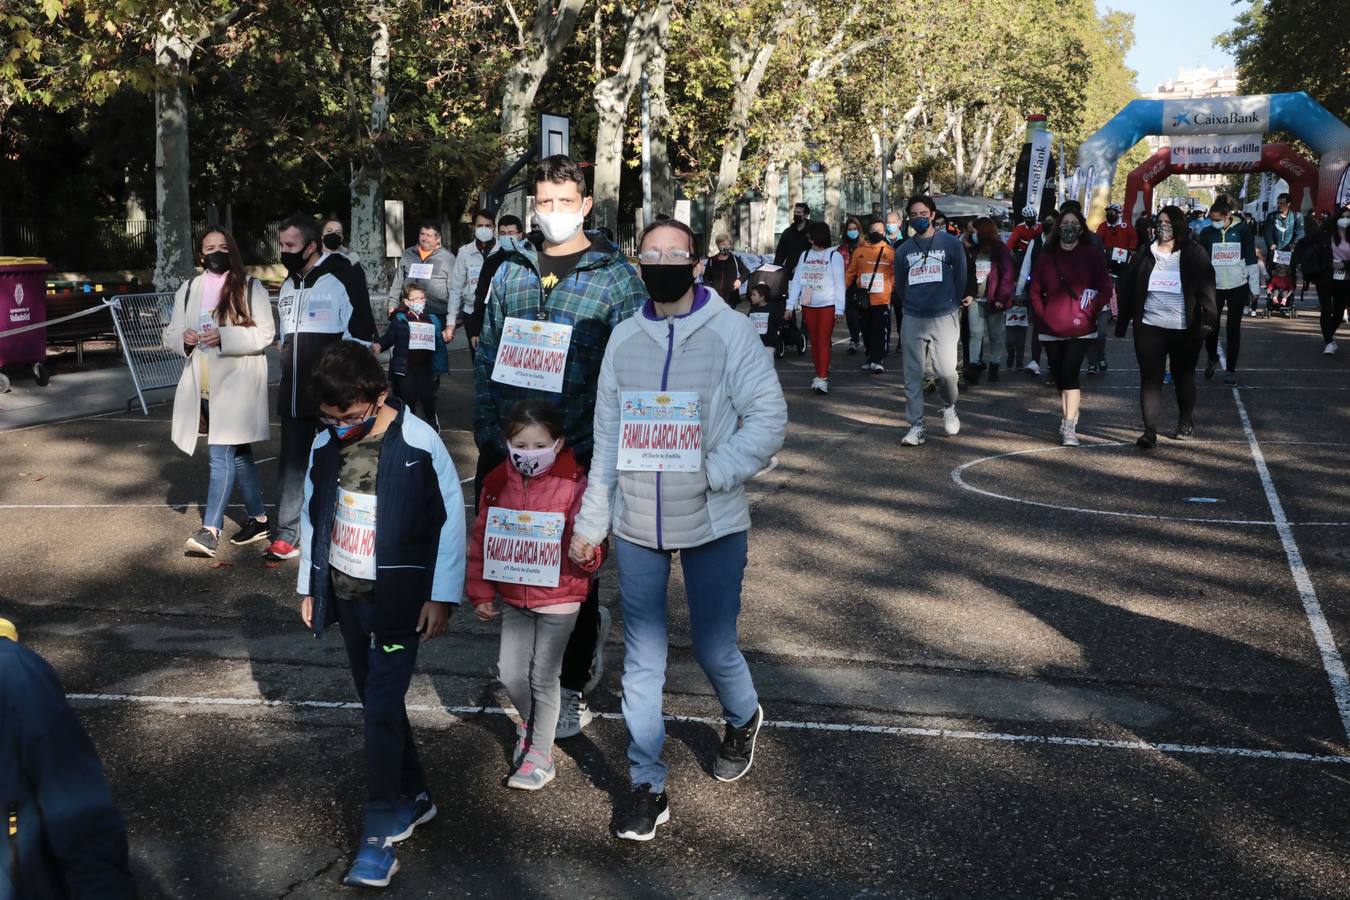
[911,217,931,235]
[333,413,378,442]
[846,229,860,240]
[886,223,901,235]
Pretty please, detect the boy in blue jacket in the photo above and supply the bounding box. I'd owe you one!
[296,342,466,889]
[0,618,134,899]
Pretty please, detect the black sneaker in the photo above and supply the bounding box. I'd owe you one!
[713,704,763,783]
[185,528,218,557]
[1204,358,1218,380]
[1136,428,1157,450]
[847,341,860,355]
[614,784,669,842]
[1223,371,1237,386]
[1174,421,1195,441]
[230,518,271,546]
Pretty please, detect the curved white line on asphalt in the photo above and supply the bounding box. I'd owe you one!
[62,692,1350,766]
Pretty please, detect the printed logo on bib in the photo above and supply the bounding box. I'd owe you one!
[1005,307,1029,327]
[907,259,943,285]
[1147,269,1182,294]
[1211,242,1241,265]
[407,262,435,280]
[407,321,436,351]
[749,312,770,335]
[618,391,702,472]
[860,272,887,294]
[331,490,377,581]
[975,259,992,284]
[1111,247,1129,263]
[491,317,572,393]
[483,507,564,588]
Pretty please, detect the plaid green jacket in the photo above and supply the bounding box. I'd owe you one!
[473,233,648,460]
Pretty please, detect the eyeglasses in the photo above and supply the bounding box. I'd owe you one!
[318,403,376,427]
[637,249,695,265]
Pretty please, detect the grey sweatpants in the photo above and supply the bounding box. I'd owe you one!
[902,309,961,427]
[499,604,581,759]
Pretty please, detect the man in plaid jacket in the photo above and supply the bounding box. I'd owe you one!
[472,155,648,738]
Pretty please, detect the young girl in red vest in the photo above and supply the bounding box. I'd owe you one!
[467,400,604,790]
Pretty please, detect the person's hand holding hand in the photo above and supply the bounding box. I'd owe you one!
[569,535,596,566]
[442,324,456,342]
[961,296,974,308]
[473,602,498,622]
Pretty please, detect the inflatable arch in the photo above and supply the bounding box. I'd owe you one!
[1075,92,1350,228]
[1123,143,1319,221]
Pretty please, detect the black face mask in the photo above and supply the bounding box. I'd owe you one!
[203,251,230,275]
[867,232,884,244]
[280,249,309,276]
[640,264,695,304]
[322,232,343,251]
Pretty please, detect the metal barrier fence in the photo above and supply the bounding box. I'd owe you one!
[106,292,183,415]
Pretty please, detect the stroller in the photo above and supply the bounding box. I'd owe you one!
[749,265,807,358]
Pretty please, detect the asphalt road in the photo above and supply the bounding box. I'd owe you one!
[2,303,1349,898]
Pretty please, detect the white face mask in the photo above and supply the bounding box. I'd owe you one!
[407,302,425,315]
[536,209,585,244]
[474,226,494,243]
[1339,218,1350,230]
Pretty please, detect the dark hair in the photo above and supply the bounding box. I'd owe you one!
[418,219,442,236]
[807,221,832,248]
[1058,199,1083,215]
[310,341,388,409]
[637,219,697,256]
[401,281,427,302]
[1210,194,1233,214]
[1156,205,1190,244]
[973,216,999,246]
[472,208,495,225]
[1277,192,1291,203]
[199,228,254,328]
[1048,209,1087,250]
[532,154,589,196]
[748,283,772,302]
[794,202,811,214]
[280,214,322,255]
[504,399,564,442]
[497,214,524,232]
[906,194,936,216]
[1330,205,1349,246]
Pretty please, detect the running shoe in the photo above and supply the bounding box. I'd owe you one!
[185,528,218,558]
[555,688,592,739]
[512,723,530,769]
[389,792,437,843]
[1174,421,1195,441]
[264,539,300,561]
[614,784,670,842]
[1223,372,1237,386]
[230,518,270,546]
[1097,360,1108,374]
[1136,428,1157,450]
[816,379,829,394]
[1204,358,1218,380]
[1325,342,1338,355]
[847,341,860,355]
[1061,419,1080,447]
[1024,360,1041,375]
[507,753,557,791]
[713,704,763,782]
[942,407,961,436]
[342,837,398,888]
[872,362,886,373]
[901,425,926,447]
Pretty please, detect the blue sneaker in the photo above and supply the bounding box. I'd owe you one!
[389,792,437,843]
[342,837,399,888]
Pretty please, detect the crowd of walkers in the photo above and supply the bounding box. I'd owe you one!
[119,153,1345,891]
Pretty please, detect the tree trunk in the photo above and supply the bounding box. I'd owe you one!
[709,38,778,239]
[499,0,589,219]
[787,161,803,212]
[757,162,782,252]
[824,162,842,230]
[647,37,673,217]
[351,8,391,311]
[152,35,193,292]
[590,0,672,233]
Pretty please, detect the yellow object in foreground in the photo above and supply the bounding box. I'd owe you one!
[0,617,17,641]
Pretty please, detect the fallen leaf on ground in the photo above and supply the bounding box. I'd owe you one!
[208,561,234,569]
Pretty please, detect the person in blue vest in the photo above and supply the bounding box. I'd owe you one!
[0,618,135,899]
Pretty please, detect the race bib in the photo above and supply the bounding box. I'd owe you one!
[749,312,770,335]
[278,292,298,337]
[1335,264,1347,282]
[800,263,827,296]
[908,260,942,286]
[491,317,572,394]
[331,490,377,581]
[1005,306,1029,327]
[407,321,435,351]
[407,262,435,280]
[618,391,702,473]
[483,507,564,588]
[860,272,887,294]
[1111,247,1129,264]
[1211,242,1241,265]
[1080,288,1098,312]
[975,259,992,284]
[1147,268,1182,294]
[1273,250,1292,266]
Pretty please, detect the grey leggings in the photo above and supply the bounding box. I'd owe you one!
[499,604,581,759]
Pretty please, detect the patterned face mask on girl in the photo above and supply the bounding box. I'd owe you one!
[510,440,562,477]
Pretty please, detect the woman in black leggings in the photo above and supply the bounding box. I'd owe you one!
[1115,206,1218,448]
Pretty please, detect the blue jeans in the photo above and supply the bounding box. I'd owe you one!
[616,532,758,792]
[203,444,265,531]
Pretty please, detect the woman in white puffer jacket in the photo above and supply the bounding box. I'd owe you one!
[570,219,787,843]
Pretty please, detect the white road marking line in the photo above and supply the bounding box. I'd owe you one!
[62,692,1350,766]
[1224,348,1350,740]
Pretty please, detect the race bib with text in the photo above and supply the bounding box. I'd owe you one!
[483,507,564,588]
[331,490,377,581]
[491,318,572,393]
[618,391,703,473]
[407,321,435,351]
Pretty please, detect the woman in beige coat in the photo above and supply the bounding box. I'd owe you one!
[163,228,276,557]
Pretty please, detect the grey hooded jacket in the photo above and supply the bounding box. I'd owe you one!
[574,286,787,551]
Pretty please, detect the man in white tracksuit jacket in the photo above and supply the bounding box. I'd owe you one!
[570,220,787,843]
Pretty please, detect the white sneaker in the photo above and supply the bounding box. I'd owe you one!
[1325,342,1337,355]
[942,407,960,436]
[1024,360,1041,375]
[1061,418,1080,447]
[555,688,593,739]
[901,425,926,446]
[817,378,829,394]
[810,377,823,392]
